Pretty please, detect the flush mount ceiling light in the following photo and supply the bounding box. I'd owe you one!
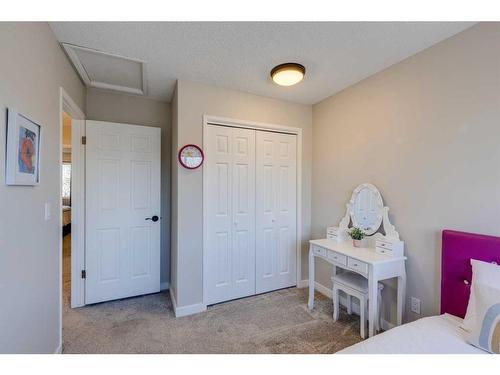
[270,63,305,86]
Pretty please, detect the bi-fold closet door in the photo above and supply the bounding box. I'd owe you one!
[205,124,297,305]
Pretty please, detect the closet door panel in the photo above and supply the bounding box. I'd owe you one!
[205,125,256,305]
[276,136,296,282]
[206,125,234,304]
[256,131,297,294]
[231,128,256,298]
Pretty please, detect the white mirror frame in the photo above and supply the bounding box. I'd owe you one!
[338,183,400,240]
[349,183,383,235]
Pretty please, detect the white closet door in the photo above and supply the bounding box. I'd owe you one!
[85,120,161,304]
[256,131,297,294]
[205,125,256,305]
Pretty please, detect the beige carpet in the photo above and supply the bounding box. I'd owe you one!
[62,235,363,354]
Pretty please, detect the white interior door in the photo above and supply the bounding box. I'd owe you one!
[256,131,297,294]
[205,125,256,305]
[85,120,161,304]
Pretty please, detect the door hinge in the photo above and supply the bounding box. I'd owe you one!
[81,136,87,145]
[81,270,86,279]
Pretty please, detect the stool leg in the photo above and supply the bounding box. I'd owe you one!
[347,295,352,315]
[360,297,366,339]
[333,287,340,321]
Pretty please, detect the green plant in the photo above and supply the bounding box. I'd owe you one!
[348,227,365,240]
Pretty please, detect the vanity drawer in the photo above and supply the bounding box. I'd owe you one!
[375,239,404,257]
[326,226,339,240]
[376,240,394,250]
[327,250,347,266]
[375,246,393,256]
[347,257,368,276]
[312,245,327,257]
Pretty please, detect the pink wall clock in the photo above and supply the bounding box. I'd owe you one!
[178,144,204,169]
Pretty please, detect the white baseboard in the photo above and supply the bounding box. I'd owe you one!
[380,317,395,331]
[297,279,309,288]
[160,281,170,291]
[174,302,207,317]
[169,288,207,318]
[301,279,395,331]
[169,287,178,311]
[54,343,62,354]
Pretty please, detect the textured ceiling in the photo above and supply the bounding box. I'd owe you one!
[50,22,474,105]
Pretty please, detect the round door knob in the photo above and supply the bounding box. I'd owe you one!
[146,215,160,222]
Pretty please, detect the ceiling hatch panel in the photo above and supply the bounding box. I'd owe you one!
[62,43,146,95]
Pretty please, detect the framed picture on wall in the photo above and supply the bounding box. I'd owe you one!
[5,108,41,185]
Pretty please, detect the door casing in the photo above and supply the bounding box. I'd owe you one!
[58,87,86,354]
[202,115,303,306]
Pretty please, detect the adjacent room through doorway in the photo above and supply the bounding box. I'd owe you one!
[62,111,73,310]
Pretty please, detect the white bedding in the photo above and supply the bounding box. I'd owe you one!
[338,314,485,354]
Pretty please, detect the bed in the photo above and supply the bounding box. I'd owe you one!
[338,230,500,354]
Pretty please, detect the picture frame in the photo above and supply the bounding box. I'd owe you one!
[5,108,41,185]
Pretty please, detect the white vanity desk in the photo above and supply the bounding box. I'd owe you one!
[308,183,407,338]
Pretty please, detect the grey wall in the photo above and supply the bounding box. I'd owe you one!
[172,80,312,307]
[312,23,500,323]
[86,88,172,286]
[0,22,86,353]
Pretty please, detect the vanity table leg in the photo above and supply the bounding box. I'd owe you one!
[397,271,407,326]
[368,271,378,338]
[308,245,315,310]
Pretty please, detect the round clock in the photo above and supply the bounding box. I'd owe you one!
[178,144,204,169]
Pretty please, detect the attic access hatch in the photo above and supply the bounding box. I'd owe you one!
[62,43,147,96]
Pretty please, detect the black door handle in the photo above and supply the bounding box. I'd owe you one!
[145,215,160,222]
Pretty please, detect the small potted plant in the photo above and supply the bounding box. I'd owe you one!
[348,227,365,248]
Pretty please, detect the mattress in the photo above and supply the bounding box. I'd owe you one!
[62,205,71,227]
[338,314,485,354]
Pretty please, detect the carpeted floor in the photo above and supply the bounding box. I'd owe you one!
[62,234,363,354]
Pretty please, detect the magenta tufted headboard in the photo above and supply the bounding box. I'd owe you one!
[441,230,500,318]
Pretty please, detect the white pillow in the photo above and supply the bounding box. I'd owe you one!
[467,282,500,353]
[461,259,500,332]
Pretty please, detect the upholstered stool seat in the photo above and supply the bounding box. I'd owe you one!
[332,271,384,339]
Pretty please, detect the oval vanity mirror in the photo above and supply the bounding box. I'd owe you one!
[349,183,384,235]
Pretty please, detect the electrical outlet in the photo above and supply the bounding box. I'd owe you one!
[411,297,421,314]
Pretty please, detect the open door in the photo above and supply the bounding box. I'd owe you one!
[85,120,161,304]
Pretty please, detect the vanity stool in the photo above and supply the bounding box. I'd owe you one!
[332,271,384,339]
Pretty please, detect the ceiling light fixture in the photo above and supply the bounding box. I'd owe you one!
[270,63,305,86]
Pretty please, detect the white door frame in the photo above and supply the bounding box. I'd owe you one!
[58,88,86,320]
[202,115,303,305]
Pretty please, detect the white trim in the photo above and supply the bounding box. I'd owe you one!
[314,281,333,298]
[54,343,63,354]
[302,279,395,331]
[58,87,85,354]
[202,115,303,306]
[174,303,207,318]
[297,279,309,288]
[160,281,170,291]
[204,115,303,135]
[169,287,177,311]
[169,288,207,317]
[380,317,395,331]
[69,118,85,309]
